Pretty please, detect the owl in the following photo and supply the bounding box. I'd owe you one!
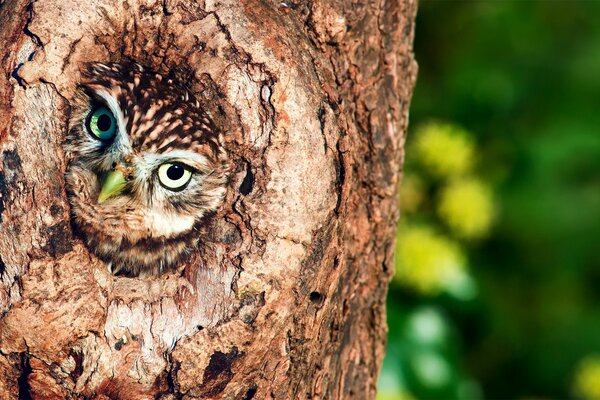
[65,62,228,276]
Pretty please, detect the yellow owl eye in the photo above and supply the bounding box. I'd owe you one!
[86,106,117,141]
[158,163,193,191]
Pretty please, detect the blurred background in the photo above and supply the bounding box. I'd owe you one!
[378,1,600,399]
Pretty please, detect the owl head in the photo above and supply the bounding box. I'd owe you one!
[65,62,228,276]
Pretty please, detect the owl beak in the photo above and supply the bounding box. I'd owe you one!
[98,170,127,203]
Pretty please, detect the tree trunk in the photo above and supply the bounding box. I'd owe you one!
[0,0,417,398]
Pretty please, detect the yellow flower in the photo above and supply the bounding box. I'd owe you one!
[413,122,475,179]
[394,226,467,295]
[399,174,425,214]
[573,355,600,399]
[438,179,495,240]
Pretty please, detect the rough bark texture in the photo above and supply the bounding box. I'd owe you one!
[0,0,417,398]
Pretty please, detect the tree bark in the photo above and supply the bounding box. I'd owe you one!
[0,0,417,398]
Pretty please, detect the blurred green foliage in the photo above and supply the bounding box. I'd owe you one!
[380,1,600,399]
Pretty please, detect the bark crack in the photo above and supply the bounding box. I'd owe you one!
[334,139,346,214]
[11,63,28,89]
[161,0,172,16]
[23,1,42,48]
[60,36,83,75]
[17,346,32,400]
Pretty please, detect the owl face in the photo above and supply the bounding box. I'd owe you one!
[65,62,228,276]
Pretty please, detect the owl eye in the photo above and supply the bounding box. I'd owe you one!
[158,163,193,191]
[86,106,117,141]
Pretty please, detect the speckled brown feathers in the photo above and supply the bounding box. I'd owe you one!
[82,63,221,156]
[65,62,229,276]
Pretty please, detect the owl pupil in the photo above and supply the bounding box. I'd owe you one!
[97,114,112,131]
[167,165,184,180]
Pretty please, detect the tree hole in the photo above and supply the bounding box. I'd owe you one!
[310,291,324,305]
[239,161,254,196]
[244,385,257,399]
[17,352,32,400]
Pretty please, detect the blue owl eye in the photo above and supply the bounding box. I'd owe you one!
[86,106,117,141]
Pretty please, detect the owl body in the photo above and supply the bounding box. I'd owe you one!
[66,62,228,276]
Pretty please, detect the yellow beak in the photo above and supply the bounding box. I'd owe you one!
[98,170,127,203]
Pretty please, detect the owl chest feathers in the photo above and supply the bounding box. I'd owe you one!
[143,209,196,238]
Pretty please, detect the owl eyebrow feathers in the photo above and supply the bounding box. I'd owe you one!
[81,62,222,159]
[136,150,214,175]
